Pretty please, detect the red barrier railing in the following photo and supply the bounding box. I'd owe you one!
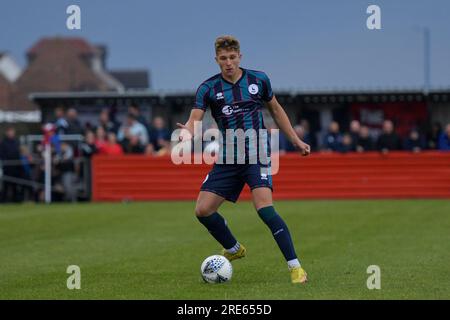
[92,151,450,201]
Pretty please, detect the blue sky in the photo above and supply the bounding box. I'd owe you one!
[1,0,449,92]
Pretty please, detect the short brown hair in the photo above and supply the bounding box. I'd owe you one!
[215,35,240,54]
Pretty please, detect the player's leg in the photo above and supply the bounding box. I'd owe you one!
[251,187,307,283]
[195,191,243,258]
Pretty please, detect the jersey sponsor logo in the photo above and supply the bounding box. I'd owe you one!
[248,84,259,95]
[222,105,234,115]
[216,92,224,100]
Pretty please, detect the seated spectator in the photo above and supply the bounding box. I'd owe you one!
[322,121,342,152]
[118,114,149,146]
[337,133,355,153]
[282,125,305,153]
[144,143,155,156]
[403,129,426,153]
[300,119,316,150]
[122,135,145,154]
[150,116,170,153]
[95,126,108,153]
[99,132,124,155]
[356,126,374,152]
[66,108,84,135]
[438,124,450,151]
[99,108,120,134]
[376,120,401,153]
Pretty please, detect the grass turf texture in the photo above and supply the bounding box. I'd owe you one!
[0,200,449,299]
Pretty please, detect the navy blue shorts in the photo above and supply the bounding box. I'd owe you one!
[200,163,273,203]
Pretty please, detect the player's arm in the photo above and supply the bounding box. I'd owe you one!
[266,96,311,156]
[176,108,205,141]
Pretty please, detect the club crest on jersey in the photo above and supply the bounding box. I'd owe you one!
[216,92,224,100]
[248,84,259,95]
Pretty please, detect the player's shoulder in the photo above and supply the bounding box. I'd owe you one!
[245,69,270,81]
[198,73,221,89]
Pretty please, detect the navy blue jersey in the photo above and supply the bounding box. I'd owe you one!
[193,68,274,164]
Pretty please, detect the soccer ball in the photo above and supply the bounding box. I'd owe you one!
[200,255,233,283]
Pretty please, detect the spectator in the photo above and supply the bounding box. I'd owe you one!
[438,124,450,151]
[376,120,401,153]
[150,116,170,153]
[128,104,150,137]
[122,135,145,154]
[99,108,119,134]
[118,114,149,146]
[322,121,342,152]
[100,132,124,155]
[300,119,316,150]
[54,106,69,135]
[54,142,77,202]
[403,129,426,153]
[144,143,155,156]
[427,122,442,150]
[283,125,305,152]
[20,145,34,201]
[356,126,374,152]
[349,120,361,150]
[337,133,355,153]
[0,127,24,202]
[95,126,108,153]
[80,131,98,158]
[66,108,84,135]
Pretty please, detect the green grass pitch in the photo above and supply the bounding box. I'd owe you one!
[1,199,449,299]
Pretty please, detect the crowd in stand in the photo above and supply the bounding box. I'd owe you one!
[1,104,450,203]
[279,119,450,154]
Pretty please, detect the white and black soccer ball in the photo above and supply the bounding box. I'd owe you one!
[200,255,233,283]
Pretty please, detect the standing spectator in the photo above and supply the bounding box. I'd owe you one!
[150,116,171,155]
[427,122,442,150]
[54,106,69,135]
[80,131,98,158]
[438,124,450,151]
[100,132,124,155]
[99,108,120,134]
[0,127,24,202]
[349,120,361,150]
[376,120,401,153]
[54,142,77,202]
[356,126,374,152]
[66,108,84,135]
[128,104,150,137]
[403,129,426,153]
[322,121,342,152]
[118,114,149,146]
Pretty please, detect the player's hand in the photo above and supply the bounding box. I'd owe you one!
[297,141,311,156]
[176,123,193,142]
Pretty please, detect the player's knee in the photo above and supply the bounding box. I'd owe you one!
[195,204,215,217]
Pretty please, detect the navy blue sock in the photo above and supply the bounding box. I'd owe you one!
[257,206,298,262]
[197,212,238,250]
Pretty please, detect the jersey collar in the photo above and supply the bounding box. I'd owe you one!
[221,68,246,86]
